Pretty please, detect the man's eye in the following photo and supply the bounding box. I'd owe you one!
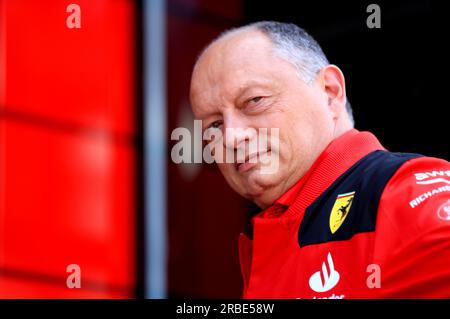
[208,121,222,129]
[248,96,263,104]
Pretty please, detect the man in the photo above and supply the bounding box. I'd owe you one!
[189,21,450,298]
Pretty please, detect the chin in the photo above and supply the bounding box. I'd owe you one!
[243,169,280,198]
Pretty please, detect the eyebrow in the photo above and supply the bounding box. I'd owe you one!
[234,80,273,101]
[196,78,273,120]
[196,108,221,122]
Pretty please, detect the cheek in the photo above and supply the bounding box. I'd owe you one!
[275,119,317,169]
[256,112,298,165]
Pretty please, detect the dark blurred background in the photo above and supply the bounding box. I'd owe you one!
[0,0,446,298]
[245,0,446,159]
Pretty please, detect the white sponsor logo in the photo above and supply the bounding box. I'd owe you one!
[409,185,450,208]
[313,294,345,299]
[296,294,345,299]
[415,170,450,185]
[309,252,340,293]
[437,200,450,221]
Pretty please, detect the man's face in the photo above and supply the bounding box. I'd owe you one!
[190,31,338,208]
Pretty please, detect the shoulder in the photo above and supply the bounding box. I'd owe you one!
[373,156,450,297]
[378,155,450,236]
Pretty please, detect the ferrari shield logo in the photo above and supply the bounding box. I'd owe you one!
[329,191,355,234]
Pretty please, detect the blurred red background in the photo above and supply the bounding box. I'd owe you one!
[0,0,138,298]
[0,0,249,298]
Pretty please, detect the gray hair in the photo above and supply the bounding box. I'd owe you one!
[207,21,354,125]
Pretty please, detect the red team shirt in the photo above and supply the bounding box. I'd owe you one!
[239,129,450,298]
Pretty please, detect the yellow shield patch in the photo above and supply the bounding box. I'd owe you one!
[329,191,356,234]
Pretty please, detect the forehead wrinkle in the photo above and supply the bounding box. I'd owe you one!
[192,30,284,117]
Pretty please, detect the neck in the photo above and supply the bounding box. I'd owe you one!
[333,114,354,140]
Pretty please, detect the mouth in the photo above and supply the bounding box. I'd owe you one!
[235,150,271,173]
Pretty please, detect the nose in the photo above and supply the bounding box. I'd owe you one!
[222,112,256,150]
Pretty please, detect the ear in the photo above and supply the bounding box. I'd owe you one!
[317,65,347,119]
